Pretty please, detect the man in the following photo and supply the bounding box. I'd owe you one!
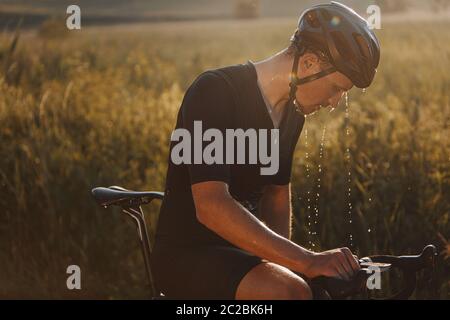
[152,2,380,300]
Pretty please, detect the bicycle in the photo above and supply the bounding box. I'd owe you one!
[91,185,438,300]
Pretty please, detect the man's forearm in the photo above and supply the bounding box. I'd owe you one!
[195,192,313,275]
[259,197,291,239]
[265,211,291,239]
[259,185,292,239]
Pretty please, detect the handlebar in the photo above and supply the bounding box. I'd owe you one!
[310,245,437,300]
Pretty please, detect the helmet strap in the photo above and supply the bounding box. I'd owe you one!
[288,52,302,104]
[288,44,337,106]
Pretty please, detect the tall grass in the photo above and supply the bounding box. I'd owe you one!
[0,19,448,298]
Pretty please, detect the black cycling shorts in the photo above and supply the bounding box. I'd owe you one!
[151,242,263,299]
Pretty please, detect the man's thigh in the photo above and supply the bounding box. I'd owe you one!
[152,243,263,299]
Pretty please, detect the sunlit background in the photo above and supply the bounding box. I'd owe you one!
[0,0,448,299]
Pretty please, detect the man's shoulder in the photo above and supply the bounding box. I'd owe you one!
[214,62,251,77]
[191,62,252,90]
[180,62,254,122]
[179,65,241,121]
[182,63,249,106]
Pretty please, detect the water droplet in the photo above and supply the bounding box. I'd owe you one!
[344,94,354,248]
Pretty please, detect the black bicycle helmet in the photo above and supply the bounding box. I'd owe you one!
[290,1,380,89]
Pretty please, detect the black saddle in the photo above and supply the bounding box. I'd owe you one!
[91,186,164,208]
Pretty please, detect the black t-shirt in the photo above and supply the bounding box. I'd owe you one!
[154,61,305,246]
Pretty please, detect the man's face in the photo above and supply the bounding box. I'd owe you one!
[295,54,354,115]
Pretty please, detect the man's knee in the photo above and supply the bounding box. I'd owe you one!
[268,264,313,300]
[236,262,313,300]
[281,278,313,300]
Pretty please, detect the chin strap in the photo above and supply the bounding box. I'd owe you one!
[288,42,337,112]
[288,52,302,105]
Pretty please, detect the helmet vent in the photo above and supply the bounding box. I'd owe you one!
[330,31,355,61]
[306,11,321,28]
[320,9,333,22]
[353,33,370,61]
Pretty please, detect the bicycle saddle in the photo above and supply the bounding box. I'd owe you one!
[91,186,164,208]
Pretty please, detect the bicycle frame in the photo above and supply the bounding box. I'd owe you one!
[121,205,156,297]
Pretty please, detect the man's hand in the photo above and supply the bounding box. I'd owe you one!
[303,247,360,280]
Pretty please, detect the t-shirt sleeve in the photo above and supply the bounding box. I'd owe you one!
[180,71,234,185]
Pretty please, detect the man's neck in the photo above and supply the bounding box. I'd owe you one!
[253,50,294,127]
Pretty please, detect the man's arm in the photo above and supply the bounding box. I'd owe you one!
[258,184,292,239]
[192,181,361,280]
[192,181,313,275]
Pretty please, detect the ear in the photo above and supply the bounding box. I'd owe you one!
[300,52,320,71]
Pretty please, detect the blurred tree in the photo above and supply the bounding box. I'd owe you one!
[233,0,260,19]
[374,0,409,13]
[38,16,70,39]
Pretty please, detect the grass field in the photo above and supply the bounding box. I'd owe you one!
[0,17,448,298]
